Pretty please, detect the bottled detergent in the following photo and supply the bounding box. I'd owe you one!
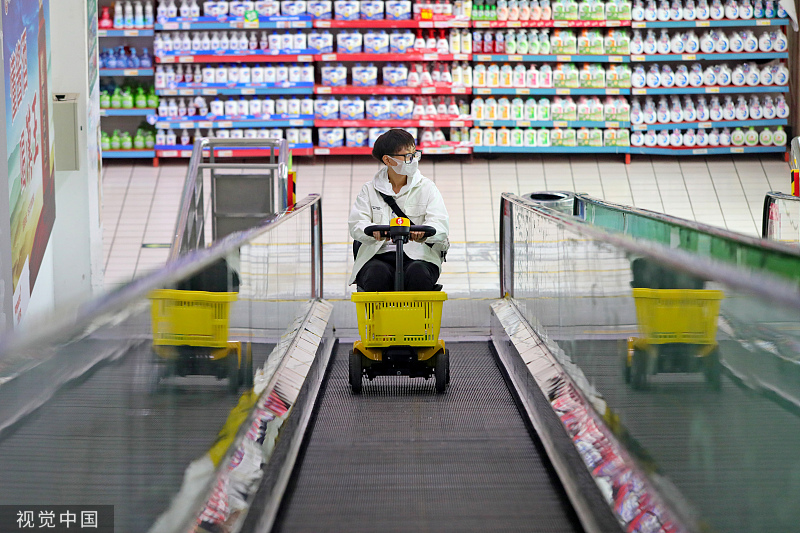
[721,95,735,120]
[758,30,773,52]
[696,128,708,146]
[709,0,724,18]
[759,64,773,85]
[773,126,787,146]
[632,65,646,88]
[776,94,789,118]
[673,64,689,87]
[538,97,551,120]
[730,31,745,53]
[670,32,684,53]
[696,96,710,121]
[643,129,658,146]
[630,99,644,124]
[657,29,671,53]
[669,128,683,147]
[684,30,700,53]
[683,0,697,18]
[749,95,763,119]
[661,64,675,87]
[644,30,657,54]
[759,127,773,146]
[774,29,788,52]
[714,30,729,52]
[762,95,776,119]
[682,97,696,121]
[631,30,644,54]
[742,30,758,53]
[719,127,732,145]
[765,0,776,17]
[724,0,738,18]
[670,96,684,122]
[708,127,720,146]
[631,130,645,146]
[703,65,717,86]
[656,97,670,123]
[739,0,754,17]
[656,129,670,146]
[683,128,696,147]
[657,0,670,20]
[643,97,657,123]
[670,0,683,19]
[632,0,645,19]
[718,64,731,86]
[524,98,538,120]
[699,31,715,53]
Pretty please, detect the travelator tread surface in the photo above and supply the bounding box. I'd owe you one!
[273,341,583,533]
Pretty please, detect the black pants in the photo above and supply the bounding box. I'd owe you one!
[356,253,440,292]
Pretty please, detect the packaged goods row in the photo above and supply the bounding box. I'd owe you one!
[318,126,468,146]
[102,129,157,150]
[630,93,789,123]
[471,0,632,21]
[630,62,788,88]
[100,47,155,69]
[473,28,630,54]
[153,126,314,144]
[101,85,160,109]
[630,0,788,21]
[153,95,469,118]
[629,28,788,54]
[154,31,309,53]
[471,95,631,120]
[320,62,473,86]
[470,125,632,145]
[160,0,469,19]
[101,1,155,30]
[474,63,632,88]
[630,125,787,146]
[155,63,315,87]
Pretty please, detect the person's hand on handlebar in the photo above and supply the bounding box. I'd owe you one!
[372,231,388,241]
[409,231,427,242]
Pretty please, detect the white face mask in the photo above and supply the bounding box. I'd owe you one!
[388,156,419,178]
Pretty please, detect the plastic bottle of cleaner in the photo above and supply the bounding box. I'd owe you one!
[759,127,773,146]
[683,0,697,19]
[773,126,787,146]
[696,128,708,146]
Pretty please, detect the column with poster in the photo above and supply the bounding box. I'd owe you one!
[4,0,56,325]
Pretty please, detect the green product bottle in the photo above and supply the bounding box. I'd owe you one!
[145,131,155,148]
[110,130,121,150]
[121,88,134,109]
[120,132,133,150]
[135,88,147,109]
[101,131,111,151]
[134,129,146,149]
[100,90,111,109]
[110,88,122,109]
[146,88,159,109]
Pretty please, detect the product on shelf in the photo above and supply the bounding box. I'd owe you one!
[472,0,632,21]
[109,1,155,29]
[101,85,160,109]
[100,47,154,69]
[629,28,787,55]
[154,30,311,55]
[155,125,313,145]
[313,95,469,118]
[102,128,157,150]
[630,61,788,88]
[471,94,629,120]
[157,94,315,117]
[155,62,314,87]
[630,93,788,124]
[630,124,786,147]
[630,0,789,21]
[470,124,631,146]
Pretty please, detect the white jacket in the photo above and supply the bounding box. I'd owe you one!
[348,166,450,284]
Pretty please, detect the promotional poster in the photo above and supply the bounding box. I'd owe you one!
[3,0,56,325]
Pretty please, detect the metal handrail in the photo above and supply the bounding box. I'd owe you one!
[500,192,800,311]
[762,190,800,240]
[170,137,289,261]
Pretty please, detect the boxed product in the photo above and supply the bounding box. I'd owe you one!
[309,30,334,53]
[552,0,579,20]
[366,97,392,119]
[361,0,385,19]
[391,97,414,119]
[579,64,605,88]
[385,0,412,20]
[319,127,344,147]
[346,127,369,147]
[321,64,348,87]
[577,30,605,55]
[561,127,577,147]
[578,0,605,20]
[369,127,391,146]
[352,64,378,86]
[604,30,630,55]
[605,0,632,20]
[340,96,366,119]
[334,0,360,19]
[337,30,363,53]
[551,30,577,54]
[605,65,631,89]
[308,0,333,18]
[255,0,282,16]
[577,127,603,146]
[282,0,308,15]
[553,64,580,89]
[314,97,340,119]
[382,64,409,87]
[389,30,415,53]
[364,31,389,53]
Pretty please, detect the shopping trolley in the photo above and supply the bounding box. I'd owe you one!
[625,288,724,390]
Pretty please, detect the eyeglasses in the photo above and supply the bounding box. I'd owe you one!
[389,151,422,164]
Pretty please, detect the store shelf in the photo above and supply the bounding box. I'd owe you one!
[102,149,156,158]
[100,68,155,76]
[631,85,790,95]
[314,85,470,95]
[155,15,313,30]
[630,18,790,28]
[313,145,472,155]
[313,18,470,28]
[420,144,472,154]
[473,87,631,95]
[630,145,786,155]
[315,119,472,127]
[473,145,627,153]
[473,54,628,63]
[156,52,316,63]
[315,52,471,62]
[155,144,314,157]
[476,119,631,128]
[157,83,314,96]
[630,52,789,61]
[98,28,155,37]
[631,118,788,131]
[473,19,632,28]
[155,116,315,129]
[100,108,156,116]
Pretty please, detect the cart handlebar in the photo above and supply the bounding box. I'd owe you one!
[364,224,437,242]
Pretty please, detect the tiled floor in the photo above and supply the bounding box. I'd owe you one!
[102,154,790,296]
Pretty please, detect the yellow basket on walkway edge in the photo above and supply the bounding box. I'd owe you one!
[352,291,447,348]
[149,289,238,348]
[632,288,723,345]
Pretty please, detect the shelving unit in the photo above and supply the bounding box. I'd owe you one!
[155,14,313,30]
[630,145,787,155]
[631,86,789,95]
[632,118,788,131]
[474,54,628,62]
[474,88,631,95]
[630,52,788,61]
[100,108,156,116]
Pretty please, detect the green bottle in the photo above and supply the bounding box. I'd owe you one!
[110,88,122,109]
[101,131,111,151]
[100,90,111,109]
[145,131,155,148]
[134,129,146,149]
[110,130,121,150]
[120,132,133,150]
[146,88,159,109]
[135,88,147,109]
[121,88,134,109]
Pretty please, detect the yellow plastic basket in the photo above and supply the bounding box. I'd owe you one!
[632,288,723,345]
[351,291,447,348]
[149,289,238,348]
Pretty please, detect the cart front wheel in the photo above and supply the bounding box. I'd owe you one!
[631,347,648,390]
[349,350,362,394]
[435,350,448,393]
[705,347,722,391]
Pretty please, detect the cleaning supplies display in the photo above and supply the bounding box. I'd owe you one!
[154,126,313,146]
[630,0,789,20]
[100,47,154,69]
[157,95,316,117]
[472,0,633,20]
[630,61,788,88]
[470,126,630,146]
[320,29,470,55]
[631,125,782,147]
[154,31,313,55]
[319,62,472,87]
[155,63,315,87]
[101,128,157,151]
[471,95,630,121]
[101,84,159,110]
[313,95,469,119]
[111,1,155,29]
[473,62,631,88]
[473,29,630,55]
[629,93,788,126]
[629,28,788,55]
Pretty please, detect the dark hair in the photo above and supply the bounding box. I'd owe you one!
[372,129,416,164]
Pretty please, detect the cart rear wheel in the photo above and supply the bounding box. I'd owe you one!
[445,348,451,385]
[435,350,448,393]
[349,350,362,394]
[631,347,648,390]
[228,352,241,394]
[241,343,254,388]
[705,347,722,391]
